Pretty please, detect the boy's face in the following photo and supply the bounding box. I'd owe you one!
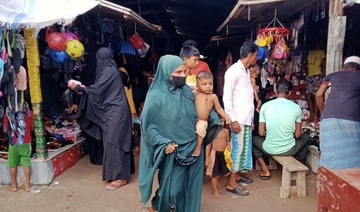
[250,65,260,78]
[197,77,213,94]
[184,55,199,70]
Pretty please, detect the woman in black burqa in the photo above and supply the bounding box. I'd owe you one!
[68,47,134,190]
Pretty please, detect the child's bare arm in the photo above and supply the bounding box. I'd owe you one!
[251,78,261,102]
[212,94,232,124]
[251,79,262,112]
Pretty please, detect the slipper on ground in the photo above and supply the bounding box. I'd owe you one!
[226,186,249,196]
[255,171,271,180]
[106,181,127,191]
[236,175,253,184]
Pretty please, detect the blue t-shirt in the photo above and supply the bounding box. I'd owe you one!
[259,98,302,154]
[321,70,360,122]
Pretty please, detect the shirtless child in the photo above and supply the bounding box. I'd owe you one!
[249,63,262,113]
[205,127,230,198]
[193,71,232,156]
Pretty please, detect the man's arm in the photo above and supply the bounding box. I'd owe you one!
[213,94,232,123]
[258,122,266,136]
[316,82,330,113]
[223,69,236,121]
[223,68,242,132]
[294,122,302,139]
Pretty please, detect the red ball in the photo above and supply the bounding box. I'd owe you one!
[47,32,67,51]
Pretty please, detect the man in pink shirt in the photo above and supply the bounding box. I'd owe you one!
[223,40,258,196]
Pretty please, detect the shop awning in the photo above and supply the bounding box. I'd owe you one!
[0,0,99,29]
[98,0,162,32]
[213,0,319,42]
[0,0,161,33]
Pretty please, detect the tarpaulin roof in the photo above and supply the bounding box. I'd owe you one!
[0,0,99,30]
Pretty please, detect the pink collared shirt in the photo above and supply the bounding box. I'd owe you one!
[223,60,254,126]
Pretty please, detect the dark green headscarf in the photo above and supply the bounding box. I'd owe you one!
[139,55,222,211]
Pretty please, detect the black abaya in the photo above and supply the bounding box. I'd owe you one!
[75,47,134,181]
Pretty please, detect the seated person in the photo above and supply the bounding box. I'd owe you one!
[253,79,311,180]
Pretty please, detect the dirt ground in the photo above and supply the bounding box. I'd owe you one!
[0,154,317,212]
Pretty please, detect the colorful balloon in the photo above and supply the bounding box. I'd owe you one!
[65,40,84,58]
[64,32,78,41]
[47,32,67,51]
[50,50,69,63]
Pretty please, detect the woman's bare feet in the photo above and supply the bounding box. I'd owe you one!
[7,185,18,192]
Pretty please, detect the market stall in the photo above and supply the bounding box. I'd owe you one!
[0,0,163,185]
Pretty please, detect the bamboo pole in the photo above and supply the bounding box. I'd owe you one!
[24,29,47,160]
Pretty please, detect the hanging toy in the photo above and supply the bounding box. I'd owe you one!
[65,40,84,58]
[64,32,78,41]
[47,32,67,51]
[50,49,69,63]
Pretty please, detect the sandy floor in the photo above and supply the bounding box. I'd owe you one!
[0,154,317,212]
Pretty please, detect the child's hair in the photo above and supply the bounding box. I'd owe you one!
[196,71,213,81]
[179,45,200,59]
[249,60,263,70]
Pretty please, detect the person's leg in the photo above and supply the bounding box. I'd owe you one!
[192,135,203,157]
[211,176,221,199]
[193,120,207,156]
[228,172,238,189]
[19,143,32,191]
[252,136,270,177]
[9,167,18,192]
[7,144,19,192]
[226,129,249,195]
[279,133,311,163]
[256,157,270,176]
[293,134,311,162]
[306,93,314,121]
[23,166,31,192]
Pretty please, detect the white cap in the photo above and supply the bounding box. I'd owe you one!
[344,56,360,65]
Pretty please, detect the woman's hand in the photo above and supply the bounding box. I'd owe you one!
[165,143,178,154]
[67,104,78,114]
[68,79,82,90]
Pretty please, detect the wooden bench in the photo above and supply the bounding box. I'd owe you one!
[273,156,309,199]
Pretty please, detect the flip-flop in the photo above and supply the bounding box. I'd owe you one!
[105,181,128,191]
[226,186,249,196]
[236,175,253,184]
[256,171,271,180]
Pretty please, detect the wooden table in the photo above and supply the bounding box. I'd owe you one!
[317,167,360,212]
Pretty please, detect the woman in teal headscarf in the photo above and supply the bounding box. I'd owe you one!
[139,55,222,212]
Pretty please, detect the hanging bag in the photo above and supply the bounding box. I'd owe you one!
[129,33,144,50]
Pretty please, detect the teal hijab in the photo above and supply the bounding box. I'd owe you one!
[139,55,222,211]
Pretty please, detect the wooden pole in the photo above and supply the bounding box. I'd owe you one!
[24,29,47,160]
[326,0,346,74]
